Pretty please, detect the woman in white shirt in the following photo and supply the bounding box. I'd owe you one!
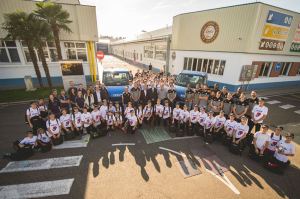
[72,106,83,136]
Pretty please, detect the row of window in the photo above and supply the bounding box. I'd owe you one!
[258,62,293,77]
[144,44,167,61]
[183,57,226,76]
[0,40,88,63]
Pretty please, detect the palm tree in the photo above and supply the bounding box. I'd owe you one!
[2,11,44,88]
[34,1,72,60]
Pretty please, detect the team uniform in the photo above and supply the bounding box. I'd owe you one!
[274,140,295,166]
[212,115,226,138]
[143,105,153,124]
[233,100,249,121]
[249,132,270,159]
[60,113,74,139]
[210,96,223,115]
[232,122,249,151]
[154,103,164,126]
[37,132,52,152]
[105,114,116,130]
[81,112,93,134]
[91,110,102,132]
[99,105,108,121]
[26,107,42,134]
[126,114,138,134]
[172,107,182,128]
[189,110,200,135]
[198,111,207,133]
[179,109,190,130]
[46,118,62,145]
[265,133,283,157]
[222,98,234,118]
[199,90,210,108]
[72,111,83,135]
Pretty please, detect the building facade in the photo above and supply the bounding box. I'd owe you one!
[0,0,98,89]
[111,2,300,91]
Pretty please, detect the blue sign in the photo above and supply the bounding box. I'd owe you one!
[266,10,293,27]
[274,63,282,72]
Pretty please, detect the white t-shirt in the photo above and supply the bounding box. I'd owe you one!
[125,107,134,118]
[143,106,153,118]
[254,131,269,150]
[198,112,207,126]
[275,140,295,163]
[190,110,199,123]
[91,110,101,123]
[214,115,226,128]
[268,133,283,151]
[173,108,182,120]
[204,116,215,129]
[252,105,268,123]
[127,115,137,126]
[99,105,108,119]
[162,106,171,119]
[72,112,82,128]
[38,105,47,112]
[26,108,40,118]
[81,112,92,127]
[154,104,164,117]
[234,123,249,139]
[180,110,190,122]
[105,115,116,125]
[37,133,50,143]
[60,114,72,128]
[20,136,37,145]
[46,119,61,136]
[224,120,237,136]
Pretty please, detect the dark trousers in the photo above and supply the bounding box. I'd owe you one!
[127,125,136,134]
[154,115,162,126]
[163,117,170,127]
[248,120,262,134]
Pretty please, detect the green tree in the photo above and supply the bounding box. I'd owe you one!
[35,1,72,60]
[2,11,44,88]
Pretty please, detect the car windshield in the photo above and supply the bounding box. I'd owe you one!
[103,71,129,86]
[175,73,207,87]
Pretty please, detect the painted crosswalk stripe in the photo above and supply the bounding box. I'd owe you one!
[0,155,83,173]
[279,104,295,109]
[294,110,300,115]
[0,178,74,199]
[53,134,90,149]
[112,143,136,146]
[266,100,281,105]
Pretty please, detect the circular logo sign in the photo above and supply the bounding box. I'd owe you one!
[171,51,176,60]
[200,21,219,43]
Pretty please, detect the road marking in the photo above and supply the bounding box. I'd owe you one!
[172,136,199,140]
[53,135,90,149]
[206,169,240,195]
[0,179,74,199]
[159,147,187,157]
[112,143,136,146]
[262,91,300,98]
[0,156,83,173]
[266,100,281,104]
[279,104,295,109]
[294,110,300,115]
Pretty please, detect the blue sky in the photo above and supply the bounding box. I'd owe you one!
[79,0,300,38]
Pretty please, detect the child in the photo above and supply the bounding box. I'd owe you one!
[143,100,153,125]
[204,111,215,140]
[224,113,237,141]
[162,101,172,126]
[125,110,138,134]
[26,101,42,135]
[212,110,226,139]
[136,104,144,127]
[172,103,182,128]
[154,99,163,126]
[265,126,283,158]
[198,107,207,135]
[189,105,200,135]
[108,101,116,113]
[124,102,134,119]
[38,98,48,130]
[72,106,83,136]
[60,108,74,139]
[105,110,116,131]
[81,107,93,134]
[179,104,190,130]
[99,99,108,122]
[231,116,249,152]
[114,111,123,129]
[115,102,123,115]
[91,105,102,132]
[4,131,37,160]
[36,128,52,152]
[46,113,62,145]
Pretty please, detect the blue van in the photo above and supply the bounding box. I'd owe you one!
[100,68,130,101]
[174,70,208,101]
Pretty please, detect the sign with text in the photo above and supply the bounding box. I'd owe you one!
[290,23,300,52]
[290,42,300,52]
[60,60,86,91]
[259,39,285,51]
[262,24,289,40]
[266,10,293,27]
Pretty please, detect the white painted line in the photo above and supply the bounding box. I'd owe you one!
[0,156,83,173]
[172,136,199,140]
[112,143,136,146]
[53,135,90,149]
[159,147,187,157]
[0,179,74,199]
[266,100,281,105]
[206,169,240,195]
[279,104,296,109]
[294,110,300,115]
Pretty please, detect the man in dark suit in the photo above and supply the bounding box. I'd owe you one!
[147,82,158,105]
[140,84,148,106]
[93,85,102,105]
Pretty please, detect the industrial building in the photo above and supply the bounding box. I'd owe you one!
[111,2,300,91]
[0,0,98,89]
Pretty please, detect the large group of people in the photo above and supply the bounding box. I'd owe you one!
[4,69,295,174]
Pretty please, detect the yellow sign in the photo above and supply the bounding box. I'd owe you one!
[262,24,289,40]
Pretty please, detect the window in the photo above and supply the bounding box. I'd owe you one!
[197,59,202,71]
[155,44,167,61]
[207,59,213,73]
[103,71,129,86]
[183,57,188,70]
[297,67,300,75]
[182,57,226,75]
[64,42,87,61]
[219,60,226,75]
[140,53,142,61]
[202,59,208,72]
[175,73,207,87]
[213,60,220,74]
[0,40,20,63]
[144,45,154,58]
[259,62,271,77]
[192,58,197,71]
[280,62,291,76]
[187,58,192,70]
[22,41,58,63]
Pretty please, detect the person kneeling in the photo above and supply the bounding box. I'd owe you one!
[125,110,138,134]
[230,116,249,155]
[203,111,215,143]
[4,131,37,160]
[60,109,75,140]
[46,113,63,145]
[249,124,270,161]
[37,128,52,152]
[81,107,93,134]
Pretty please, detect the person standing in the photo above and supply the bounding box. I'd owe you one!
[222,93,234,118]
[210,91,223,115]
[59,90,70,111]
[246,91,259,120]
[185,84,194,110]
[48,94,61,118]
[147,83,158,105]
[93,85,102,105]
[140,84,148,106]
[75,91,85,111]
[233,93,249,122]
[199,85,210,109]
[122,87,131,110]
[148,63,153,71]
[131,82,141,108]
[157,83,168,103]
[84,89,95,112]
[26,102,42,135]
[100,84,109,101]
[167,84,177,108]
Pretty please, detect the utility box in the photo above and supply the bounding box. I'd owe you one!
[24,76,36,91]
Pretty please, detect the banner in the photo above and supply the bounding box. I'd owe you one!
[290,23,300,52]
[60,60,87,91]
[262,24,289,40]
